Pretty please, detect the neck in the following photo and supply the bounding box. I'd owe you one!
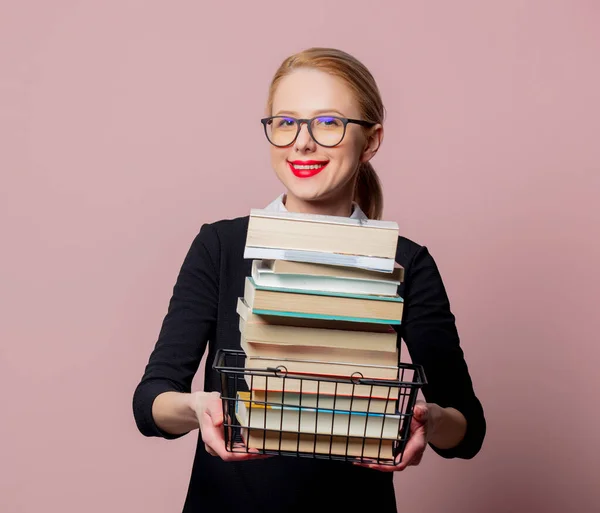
[283,193,354,218]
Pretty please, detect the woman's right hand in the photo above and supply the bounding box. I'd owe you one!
[193,391,271,462]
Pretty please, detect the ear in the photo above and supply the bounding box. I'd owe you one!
[360,124,383,163]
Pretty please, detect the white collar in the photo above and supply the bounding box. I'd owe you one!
[264,193,368,220]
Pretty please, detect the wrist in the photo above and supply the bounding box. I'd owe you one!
[427,404,467,450]
[188,391,201,417]
[426,402,444,442]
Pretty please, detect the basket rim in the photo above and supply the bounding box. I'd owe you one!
[212,348,427,387]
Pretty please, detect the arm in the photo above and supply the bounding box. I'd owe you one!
[356,245,485,471]
[428,403,467,450]
[132,223,219,439]
[400,245,486,459]
[132,224,271,461]
[151,391,199,436]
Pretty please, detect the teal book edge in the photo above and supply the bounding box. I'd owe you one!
[251,308,402,325]
[256,404,398,418]
[249,277,403,303]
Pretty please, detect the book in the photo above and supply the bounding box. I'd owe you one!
[244,209,399,272]
[243,277,404,325]
[251,390,397,414]
[232,206,409,460]
[235,391,401,439]
[244,372,401,400]
[243,354,398,381]
[240,427,396,459]
[239,314,398,353]
[251,259,401,297]
[238,297,397,338]
[243,247,395,273]
[262,259,404,283]
[240,337,399,368]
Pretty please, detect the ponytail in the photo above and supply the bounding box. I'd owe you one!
[354,162,383,220]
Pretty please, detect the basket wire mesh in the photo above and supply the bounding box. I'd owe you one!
[213,348,427,466]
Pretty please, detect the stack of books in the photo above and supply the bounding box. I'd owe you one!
[234,208,405,459]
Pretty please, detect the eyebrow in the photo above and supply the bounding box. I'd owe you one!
[274,109,347,118]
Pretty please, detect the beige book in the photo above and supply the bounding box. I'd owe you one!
[238,297,396,337]
[240,316,398,353]
[241,337,399,368]
[241,429,396,460]
[251,390,398,414]
[243,277,404,324]
[265,259,404,282]
[243,352,398,381]
[244,373,400,400]
[235,391,401,439]
[245,209,399,260]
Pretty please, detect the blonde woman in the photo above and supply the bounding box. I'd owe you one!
[133,47,486,513]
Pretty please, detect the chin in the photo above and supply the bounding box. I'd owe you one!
[276,166,347,204]
[284,181,330,202]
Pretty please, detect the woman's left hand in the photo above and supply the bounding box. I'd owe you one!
[354,400,435,472]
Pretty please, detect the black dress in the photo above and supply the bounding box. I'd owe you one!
[132,216,486,513]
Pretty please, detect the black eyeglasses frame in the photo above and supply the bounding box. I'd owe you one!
[260,115,377,148]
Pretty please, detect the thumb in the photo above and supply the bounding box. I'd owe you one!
[414,402,429,423]
[206,393,224,427]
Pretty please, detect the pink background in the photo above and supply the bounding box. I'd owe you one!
[1,1,599,512]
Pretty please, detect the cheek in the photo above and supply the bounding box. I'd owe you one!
[271,147,288,164]
[328,146,360,171]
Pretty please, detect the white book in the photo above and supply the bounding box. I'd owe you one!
[251,259,400,296]
[248,208,399,229]
[236,391,401,439]
[251,390,397,414]
[244,247,395,273]
[244,208,399,272]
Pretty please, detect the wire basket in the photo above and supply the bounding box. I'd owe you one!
[213,348,427,466]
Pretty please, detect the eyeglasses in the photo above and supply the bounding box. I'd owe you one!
[261,115,376,148]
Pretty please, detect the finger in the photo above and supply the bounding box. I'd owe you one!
[205,441,269,461]
[413,401,428,423]
[201,420,271,462]
[396,433,427,470]
[353,462,397,472]
[352,456,400,472]
[205,397,224,427]
[410,407,428,437]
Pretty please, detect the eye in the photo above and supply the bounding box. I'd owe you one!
[276,117,296,128]
[314,116,343,128]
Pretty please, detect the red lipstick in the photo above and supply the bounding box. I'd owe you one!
[288,160,329,178]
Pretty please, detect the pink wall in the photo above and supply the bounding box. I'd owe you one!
[1,1,598,511]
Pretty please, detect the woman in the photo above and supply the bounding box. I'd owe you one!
[133,47,486,513]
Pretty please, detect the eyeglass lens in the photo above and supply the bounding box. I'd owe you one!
[266,117,345,147]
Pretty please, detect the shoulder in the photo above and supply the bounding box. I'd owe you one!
[395,234,447,292]
[394,234,452,307]
[196,216,249,245]
[191,215,249,248]
[200,216,250,239]
[395,234,435,269]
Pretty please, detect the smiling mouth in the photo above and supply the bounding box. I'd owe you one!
[288,161,329,178]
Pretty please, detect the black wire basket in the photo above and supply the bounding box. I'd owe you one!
[213,348,427,466]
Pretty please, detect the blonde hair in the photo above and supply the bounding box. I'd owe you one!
[266,47,385,220]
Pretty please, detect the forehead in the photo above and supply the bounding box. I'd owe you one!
[272,68,360,117]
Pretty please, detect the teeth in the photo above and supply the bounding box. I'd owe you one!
[293,164,326,170]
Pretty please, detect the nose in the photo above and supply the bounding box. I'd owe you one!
[294,121,316,152]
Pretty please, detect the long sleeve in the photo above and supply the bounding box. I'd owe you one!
[399,245,486,459]
[132,223,220,439]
